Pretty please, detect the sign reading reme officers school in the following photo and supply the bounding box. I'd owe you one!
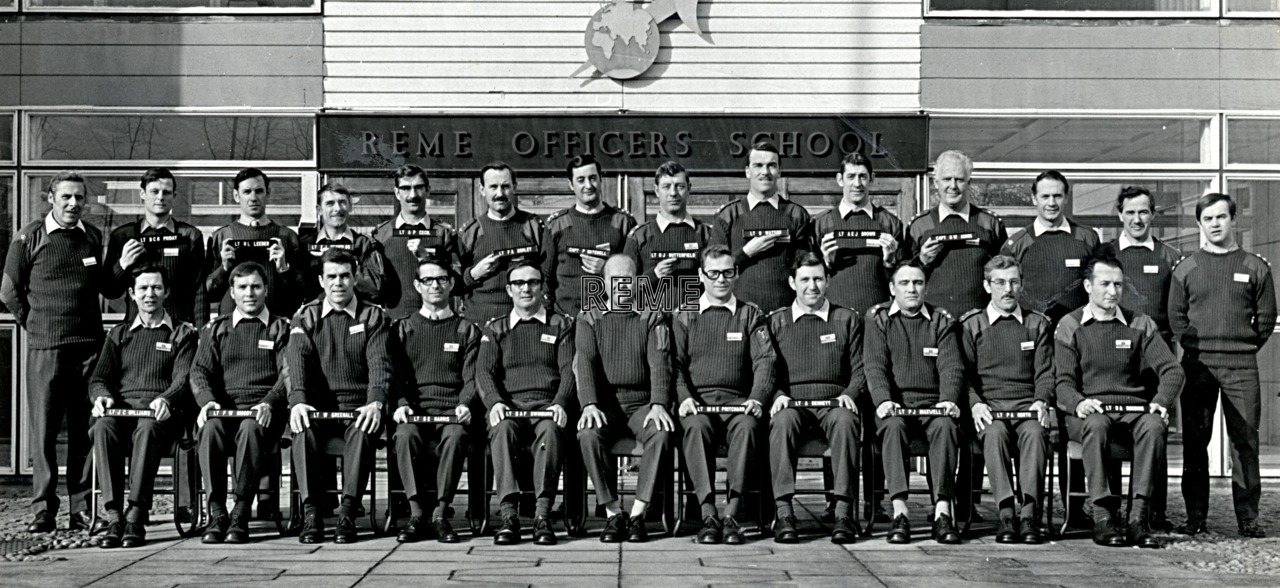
[318,114,929,174]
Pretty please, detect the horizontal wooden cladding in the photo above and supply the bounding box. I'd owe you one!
[325,92,917,112]
[325,77,919,95]
[325,31,921,49]
[326,47,920,64]
[326,1,919,18]
[325,62,919,79]
[326,16,920,34]
[25,44,320,77]
[23,75,322,107]
[22,19,321,46]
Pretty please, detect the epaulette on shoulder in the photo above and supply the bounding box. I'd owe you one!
[959,308,983,323]
[715,199,743,215]
[867,302,891,318]
[626,223,648,240]
[434,219,454,232]
[1027,309,1051,322]
[766,306,789,320]
[458,217,480,233]
[546,208,570,223]
[1247,251,1272,268]
[933,306,954,322]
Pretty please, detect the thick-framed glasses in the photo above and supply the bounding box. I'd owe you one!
[509,279,543,289]
[987,278,1023,289]
[415,276,451,286]
[702,268,738,280]
[396,185,430,194]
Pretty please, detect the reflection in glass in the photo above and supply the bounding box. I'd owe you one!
[1228,119,1280,165]
[1227,0,1280,11]
[28,0,311,8]
[0,327,11,471]
[0,114,13,162]
[28,115,313,163]
[930,118,1209,165]
[644,176,910,224]
[324,175,458,233]
[930,0,1212,10]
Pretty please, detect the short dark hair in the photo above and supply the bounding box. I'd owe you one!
[504,261,542,282]
[983,255,1022,281]
[48,171,86,194]
[1032,170,1070,195]
[130,263,170,289]
[790,251,827,277]
[840,152,874,176]
[566,154,602,179]
[890,259,928,281]
[229,261,269,285]
[415,258,450,277]
[700,244,734,268]
[750,141,780,157]
[654,161,689,185]
[319,247,358,274]
[480,161,517,187]
[1195,192,1236,219]
[139,168,176,190]
[317,183,352,201]
[232,168,269,192]
[1084,255,1124,282]
[393,165,429,189]
[1116,186,1153,212]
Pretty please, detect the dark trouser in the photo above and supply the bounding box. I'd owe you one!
[979,419,1047,518]
[877,415,958,502]
[292,420,380,505]
[90,415,182,511]
[489,417,566,503]
[579,405,671,504]
[680,394,762,505]
[1066,412,1166,522]
[394,414,469,506]
[1181,359,1262,524]
[956,405,984,514]
[199,414,285,507]
[28,344,98,514]
[770,406,860,501]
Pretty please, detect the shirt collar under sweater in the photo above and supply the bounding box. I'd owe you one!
[130,312,174,331]
[322,297,359,319]
[985,302,1024,324]
[232,308,271,327]
[1032,217,1071,236]
[747,193,781,210]
[140,217,177,233]
[1082,304,1127,326]
[698,294,738,315]
[508,307,548,328]
[888,301,931,321]
[1119,233,1155,251]
[838,200,874,219]
[656,214,696,232]
[395,213,431,228]
[937,202,971,223]
[419,306,454,320]
[44,213,86,234]
[791,299,831,322]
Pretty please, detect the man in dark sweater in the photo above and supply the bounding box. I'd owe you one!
[623,161,718,313]
[543,155,635,316]
[192,261,290,544]
[712,142,815,312]
[865,260,963,545]
[576,254,675,543]
[103,168,207,326]
[767,252,863,545]
[1170,193,1276,539]
[458,162,544,324]
[287,247,393,544]
[673,244,775,545]
[477,262,575,546]
[389,258,480,544]
[1000,170,1099,322]
[205,168,306,319]
[89,265,198,548]
[1055,256,1184,548]
[959,255,1053,544]
[372,165,459,320]
[300,184,386,304]
[1,171,105,533]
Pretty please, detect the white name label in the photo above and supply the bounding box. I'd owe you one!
[683,242,699,250]
[1235,273,1250,283]
[257,340,274,350]
[1143,265,1159,274]
[1115,339,1132,349]
[1020,341,1034,351]
[81,257,97,267]
[923,347,939,357]
[163,247,180,257]
[155,342,172,352]
[1064,258,1081,268]
[443,342,460,352]
[820,333,837,344]
[726,332,743,342]
[348,324,365,335]
[540,333,557,344]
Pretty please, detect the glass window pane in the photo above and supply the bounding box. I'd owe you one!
[0,175,11,313]
[930,118,1210,165]
[324,175,459,233]
[0,114,12,162]
[481,177,620,220]
[1228,119,1280,165]
[645,176,913,225]
[1227,0,1279,11]
[28,115,314,163]
[0,327,13,472]
[930,0,1212,10]
[28,0,310,8]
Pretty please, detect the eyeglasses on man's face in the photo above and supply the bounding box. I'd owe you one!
[509,279,543,290]
[702,268,738,280]
[987,278,1023,289]
[415,276,451,286]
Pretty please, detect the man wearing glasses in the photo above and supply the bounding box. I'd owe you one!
[477,263,575,546]
[673,244,776,545]
[373,165,460,320]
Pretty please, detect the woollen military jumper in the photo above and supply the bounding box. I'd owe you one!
[767,303,865,401]
[1054,306,1184,412]
[622,217,718,312]
[1095,237,1182,342]
[672,301,776,404]
[712,197,815,312]
[1000,221,1099,319]
[575,309,673,410]
[456,210,543,323]
[299,229,386,305]
[372,217,459,320]
[286,299,394,410]
[103,218,207,326]
[864,303,963,408]
[89,318,198,409]
[475,311,575,410]
[813,205,904,314]
[1169,248,1277,368]
[190,312,290,410]
[958,305,1054,408]
[391,312,480,410]
[205,221,305,318]
[541,205,635,316]
[907,206,1007,316]
[0,217,106,349]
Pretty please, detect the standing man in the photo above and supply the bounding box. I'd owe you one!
[103,168,207,325]
[767,252,863,544]
[477,263,575,546]
[1171,193,1276,539]
[576,254,675,543]
[287,248,393,544]
[192,261,290,545]
[543,155,635,316]
[1000,171,1099,322]
[623,161,719,312]
[959,255,1053,544]
[865,260,964,545]
[815,152,903,314]
[673,245,775,545]
[1,171,104,533]
[372,165,459,320]
[300,184,385,304]
[89,265,198,548]
[206,168,305,318]
[712,142,815,312]
[458,162,544,325]
[1055,256,1183,548]
[389,258,480,544]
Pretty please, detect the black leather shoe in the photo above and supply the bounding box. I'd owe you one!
[821,502,836,524]
[626,515,648,543]
[722,516,744,545]
[1093,519,1127,547]
[774,515,799,544]
[494,515,521,545]
[932,513,960,545]
[1150,514,1175,533]
[533,516,556,546]
[334,515,357,544]
[27,511,55,534]
[994,515,1017,544]
[1129,520,1159,548]
[98,520,124,549]
[1019,517,1043,545]
[226,507,250,544]
[1240,520,1266,538]
[873,504,891,524]
[121,521,147,548]
[600,513,627,543]
[433,518,459,544]
[831,516,857,544]
[69,511,95,533]
[697,516,722,544]
[298,512,325,544]
[397,516,427,543]
[887,514,911,544]
[202,514,229,544]
[1176,519,1208,536]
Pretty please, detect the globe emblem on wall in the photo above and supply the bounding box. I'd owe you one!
[581,0,705,81]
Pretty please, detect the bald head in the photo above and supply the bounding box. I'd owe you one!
[604,254,637,309]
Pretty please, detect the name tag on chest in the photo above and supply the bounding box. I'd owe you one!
[540,333,557,344]
[155,342,172,352]
[820,333,837,344]
[82,257,97,267]
[726,332,743,342]
[348,324,365,335]
[163,248,180,257]
[683,242,699,250]
[1115,339,1132,349]
[923,347,939,357]
[1020,341,1034,351]
[443,342,460,352]
[1235,273,1250,283]
[257,340,274,350]
[1064,258,1081,268]
[1144,265,1159,274]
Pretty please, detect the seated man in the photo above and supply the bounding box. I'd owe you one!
[89,265,198,548]
[865,260,963,545]
[287,248,393,544]
[674,244,775,545]
[1054,256,1183,548]
[389,259,481,544]
[768,252,863,545]
[192,261,290,544]
[477,262,574,546]
[576,254,675,543]
[959,255,1053,544]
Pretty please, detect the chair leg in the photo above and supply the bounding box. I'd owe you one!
[1059,457,1072,537]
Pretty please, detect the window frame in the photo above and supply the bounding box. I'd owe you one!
[0,112,15,165]
[0,171,14,325]
[20,0,318,15]
[1224,115,1280,172]
[923,0,1222,18]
